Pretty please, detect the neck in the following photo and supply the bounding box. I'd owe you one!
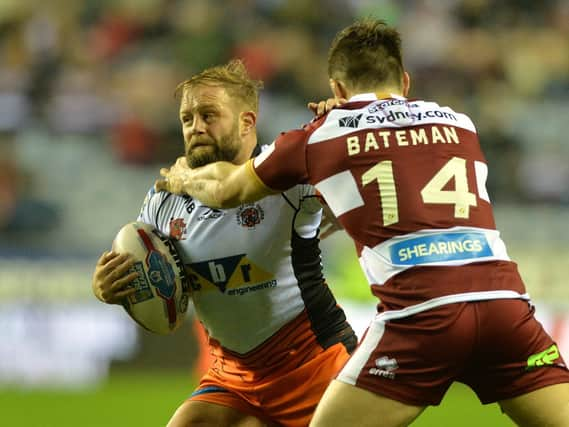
[355,87,403,99]
[375,90,404,99]
[343,85,403,100]
[232,136,257,165]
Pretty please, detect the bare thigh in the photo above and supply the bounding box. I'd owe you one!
[167,400,270,427]
[309,380,425,427]
[499,383,569,427]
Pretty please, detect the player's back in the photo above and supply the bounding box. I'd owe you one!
[307,95,495,246]
[303,94,525,307]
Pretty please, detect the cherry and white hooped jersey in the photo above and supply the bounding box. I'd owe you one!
[137,179,355,355]
[253,93,528,309]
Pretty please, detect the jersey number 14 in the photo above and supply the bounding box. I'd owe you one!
[362,156,490,226]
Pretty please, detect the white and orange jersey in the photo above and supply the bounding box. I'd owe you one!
[253,94,529,310]
[137,174,356,355]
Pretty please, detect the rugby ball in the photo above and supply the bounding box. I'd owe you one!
[112,221,190,335]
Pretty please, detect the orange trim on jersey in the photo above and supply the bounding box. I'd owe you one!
[245,159,278,194]
[207,310,325,376]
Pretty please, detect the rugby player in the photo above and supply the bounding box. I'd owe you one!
[92,60,357,427]
[156,20,569,427]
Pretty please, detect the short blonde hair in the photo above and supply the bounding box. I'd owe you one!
[176,59,263,112]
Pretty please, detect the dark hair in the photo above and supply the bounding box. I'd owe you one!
[176,59,263,112]
[328,19,404,92]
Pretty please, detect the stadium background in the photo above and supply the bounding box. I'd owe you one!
[1,0,568,425]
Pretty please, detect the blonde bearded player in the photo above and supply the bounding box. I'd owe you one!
[92,60,357,427]
[157,20,569,427]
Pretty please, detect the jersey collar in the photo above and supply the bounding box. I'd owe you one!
[348,92,407,102]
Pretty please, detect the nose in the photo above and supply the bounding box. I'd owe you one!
[183,118,204,144]
[188,115,206,135]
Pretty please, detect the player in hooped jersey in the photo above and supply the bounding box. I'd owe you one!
[92,60,356,427]
[157,20,569,427]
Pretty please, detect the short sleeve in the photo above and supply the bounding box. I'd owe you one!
[137,187,168,227]
[253,129,309,191]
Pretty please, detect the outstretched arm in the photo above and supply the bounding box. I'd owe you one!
[154,157,277,208]
[155,99,346,207]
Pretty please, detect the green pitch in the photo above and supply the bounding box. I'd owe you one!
[0,372,515,426]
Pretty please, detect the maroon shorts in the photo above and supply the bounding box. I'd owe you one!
[337,298,569,405]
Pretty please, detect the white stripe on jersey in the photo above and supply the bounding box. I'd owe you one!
[475,160,491,202]
[308,93,476,146]
[253,142,275,168]
[315,170,365,216]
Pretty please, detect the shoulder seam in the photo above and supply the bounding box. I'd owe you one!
[155,192,173,228]
[281,192,298,211]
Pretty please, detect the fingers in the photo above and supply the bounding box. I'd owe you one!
[316,101,329,116]
[158,176,186,195]
[94,253,139,304]
[307,98,349,118]
[175,156,187,168]
[105,255,136,287]
[156,167,171,192]
[102,253,131,275]
[324,99,339,115]
[108,272,138,303]
[308,100,334,116]
[307,102,318,114]
[112,287,137,302]
[111,271,140,291]
[308,101,328,117]
[115,254,136,276]
[155,178,169,192]
[95,251,123,275]
[97,250,114,266]
[156,164,189,194]
[98,276,138,305]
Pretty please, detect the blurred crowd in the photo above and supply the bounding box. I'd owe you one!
[0,0,568,238]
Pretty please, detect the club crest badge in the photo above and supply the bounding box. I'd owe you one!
[169,218,187,240]
[236,204,265,228]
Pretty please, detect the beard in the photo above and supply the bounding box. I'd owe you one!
[185,122,240,168]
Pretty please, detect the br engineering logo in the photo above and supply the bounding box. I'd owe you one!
[185,254,276,296]
[338,113,363,128]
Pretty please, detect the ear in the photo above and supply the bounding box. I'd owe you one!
[330,78,349,100]
[402,71,411,97]
[239,111,256,136]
